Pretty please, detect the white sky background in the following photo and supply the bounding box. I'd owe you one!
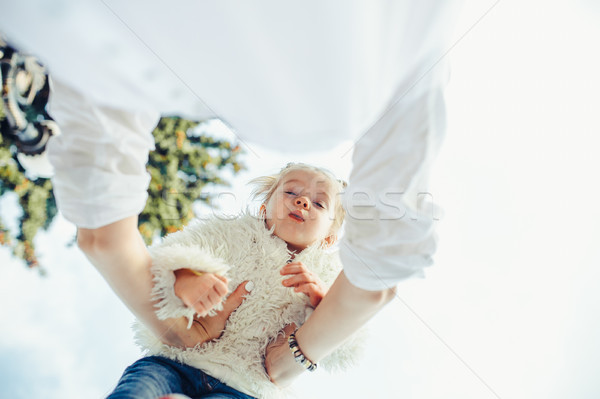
[1,0,600,398]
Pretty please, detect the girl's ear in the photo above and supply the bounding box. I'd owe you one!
[323,234,337,248]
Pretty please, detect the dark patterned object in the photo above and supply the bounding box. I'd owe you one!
[0,37,59,155]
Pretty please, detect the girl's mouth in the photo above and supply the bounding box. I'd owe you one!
[289,211,304,222]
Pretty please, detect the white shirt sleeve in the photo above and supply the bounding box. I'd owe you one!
[46,78,159,229]
[340,68,448,291]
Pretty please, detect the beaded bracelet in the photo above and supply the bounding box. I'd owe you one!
[288,331,317,372]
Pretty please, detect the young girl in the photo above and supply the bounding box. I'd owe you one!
[108,163,362,399]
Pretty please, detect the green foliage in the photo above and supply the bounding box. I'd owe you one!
[139,116,244,244]
[1,104,245,270]
[0,111,57,270]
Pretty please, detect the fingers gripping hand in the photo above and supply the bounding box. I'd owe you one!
[173,269,229,317]
[280,262,327,307]
[266,323,297,356]
[265,323,302,386]
[192,280,253,342]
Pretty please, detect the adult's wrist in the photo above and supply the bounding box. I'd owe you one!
[293,325,321,364]
[288,330,317,372]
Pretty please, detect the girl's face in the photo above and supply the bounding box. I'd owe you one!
[264,169,338,252]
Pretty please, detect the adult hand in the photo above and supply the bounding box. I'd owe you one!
[264,323,306,387]
[174,269,229,317]
[189,280,253,344]
[280,262,327,307]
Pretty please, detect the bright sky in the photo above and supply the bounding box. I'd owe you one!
[1,1,600,398]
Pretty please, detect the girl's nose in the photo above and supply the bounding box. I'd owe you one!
[295,197,310,209]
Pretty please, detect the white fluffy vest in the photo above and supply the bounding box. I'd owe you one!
[133,213,361,398]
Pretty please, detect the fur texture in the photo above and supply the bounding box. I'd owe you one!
[133,213,363,398]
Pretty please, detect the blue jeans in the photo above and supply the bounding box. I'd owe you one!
[107,356,257,399]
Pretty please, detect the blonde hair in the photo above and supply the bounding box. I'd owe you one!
[249,163,347,234]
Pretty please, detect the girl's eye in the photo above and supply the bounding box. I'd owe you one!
[314,202,325,209]
[285,191,296,196]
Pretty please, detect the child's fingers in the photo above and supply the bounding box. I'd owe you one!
[212,276,229,297]
[285,261,304,267]
[280,262,307,275]
[196,273,228,298]
[192,297,212,316]
[282,272,315,287]
[294,282,318,295]
[206,288,224,306]
[215,274,229,284]
[192,291,219,315]
[190,275,229,315]
[294,283,324,307]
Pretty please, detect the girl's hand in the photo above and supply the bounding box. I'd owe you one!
[191,281,252,342]
[174,269,229,317]
[280,262,327,307]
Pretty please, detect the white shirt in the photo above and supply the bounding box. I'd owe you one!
[2,0,461,290]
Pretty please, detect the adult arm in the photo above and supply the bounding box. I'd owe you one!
[45,79,230,347]
[265,271,395,384]
[78,216,248,346]
[265,2,461,382]
[266,70,449,384]
[77,217,194,347]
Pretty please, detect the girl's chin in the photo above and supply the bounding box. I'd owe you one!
[285,241,309,253]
